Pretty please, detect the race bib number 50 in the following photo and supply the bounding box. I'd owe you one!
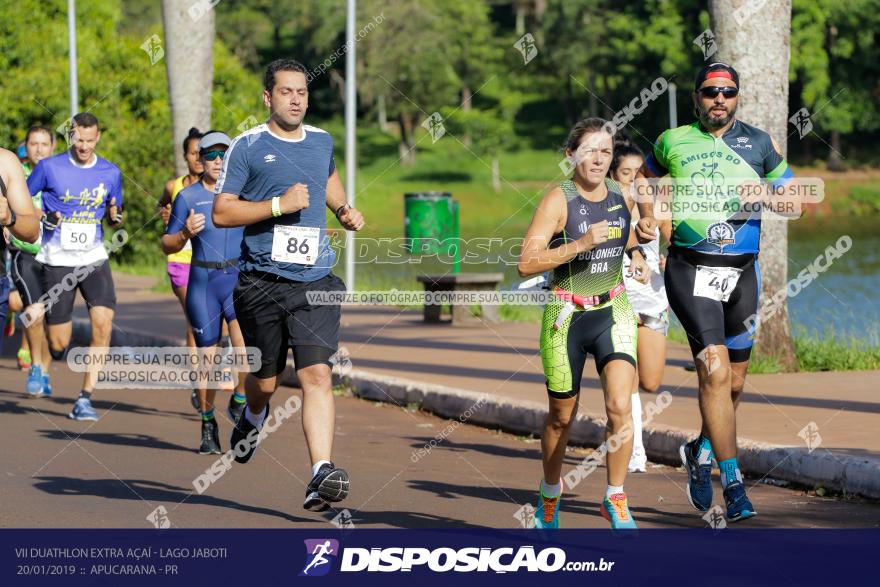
[271,225,319,265]
[61,223,97,251]
[693,265,742,302]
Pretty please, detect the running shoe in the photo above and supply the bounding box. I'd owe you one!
[534,480,562,529]
[679,439,713,511]
[723,481,757,522]
[17,348,31,370]
[39,373,53,398]
[227,393,246,424]
[190,389,200,412]
[600,493,638,534]
[303,462,350,511]
[26,365,43,396]
[199,418,222,455]
[628,445,647,473]
[229,404,268,464]
[68,397,98,421]
[303,491,329,512]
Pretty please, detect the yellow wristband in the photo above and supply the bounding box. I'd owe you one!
[271,196,282,217]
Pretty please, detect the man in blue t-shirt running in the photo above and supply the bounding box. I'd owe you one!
[213,59,364,512]
[26,113,125,422]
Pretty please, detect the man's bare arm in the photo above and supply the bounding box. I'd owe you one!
[213,184,310,228]
[0,149,39,243]
[324,170,364,231]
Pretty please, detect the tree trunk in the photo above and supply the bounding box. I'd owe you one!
[461,85,472,146]
[603,79,613,120]
[329,69,346,104]
[587,72,598,117]
[710,0,798,370]
[562,76,577,124]
[534,0,547,47]
[515,1,525,36]
[397,112,416,166]
[377,94,388,132]
[828,129,844,171]
[491,156,501,193]
[162,0,214,176]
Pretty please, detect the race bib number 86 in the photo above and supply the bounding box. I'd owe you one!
[271,225,319,265]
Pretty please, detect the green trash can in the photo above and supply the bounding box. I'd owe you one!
[404,192,460,272]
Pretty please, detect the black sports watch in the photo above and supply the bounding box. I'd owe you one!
[626,245,645,260]
[1,211,16,228]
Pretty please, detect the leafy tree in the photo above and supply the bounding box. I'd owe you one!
[0,0,261,263]
[790,0,880,166]
[360,0,461,164]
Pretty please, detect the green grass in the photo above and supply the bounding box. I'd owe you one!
[793,329,880,371]
[746,354,784,374]
[330,123,560,240]
[826,183,880,216]
[845,184,880,215]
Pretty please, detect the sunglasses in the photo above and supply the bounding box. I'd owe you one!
[202,150,226,161]
[699,86,739,99]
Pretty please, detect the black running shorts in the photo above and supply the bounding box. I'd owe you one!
[233,271,343,378]
[11,250,45,308]
[42,260,117,325]
[664,246,760,363]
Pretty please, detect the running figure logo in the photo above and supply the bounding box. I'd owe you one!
[146,505,172,529]
[702,505,727,533]
[513,503,536,528]
[789,108,813,139]
[514,33,538,64]
[421,112,446,143]
[139,34,164,66]
[693,29,717,59]
[798,421,822,453]
[300,539,339,577]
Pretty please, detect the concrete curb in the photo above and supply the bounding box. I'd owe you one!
[287,367,880,500]
[75,321,880,500]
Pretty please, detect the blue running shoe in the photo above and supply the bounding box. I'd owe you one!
[680,440,713,511]
[39,373,53,398]
[26,365,43,396]
[534,480,562,529]
[723,481,757,522]
[68,397,98,421]
[600,493,638,535]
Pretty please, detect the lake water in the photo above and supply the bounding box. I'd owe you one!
[787,217,879,341]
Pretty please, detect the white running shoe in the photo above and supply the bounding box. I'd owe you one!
[628,445,647,473]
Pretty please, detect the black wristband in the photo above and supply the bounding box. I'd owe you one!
[626,245,645,260]
[335,203,349,218]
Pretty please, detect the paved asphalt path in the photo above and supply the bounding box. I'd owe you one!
[1,357,878,529]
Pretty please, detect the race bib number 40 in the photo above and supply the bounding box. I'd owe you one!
[61,223,98,251]
[271,225,319,265]
[693,265,742,302]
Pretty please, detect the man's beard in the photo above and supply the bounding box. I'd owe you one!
[701,102,737,129]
